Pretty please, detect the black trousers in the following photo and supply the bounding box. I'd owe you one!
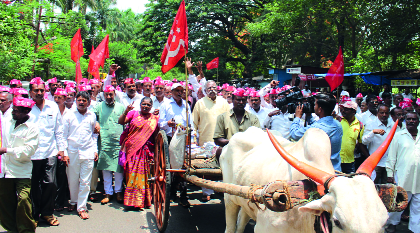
[31,157,57,221]
[55,160,69,208]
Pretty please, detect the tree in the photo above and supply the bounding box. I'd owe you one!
[0,3,37,81]
[137,0,273,80]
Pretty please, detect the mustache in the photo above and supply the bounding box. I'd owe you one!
[208,90,217,95]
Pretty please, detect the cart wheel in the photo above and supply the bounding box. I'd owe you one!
[153,130,171,232]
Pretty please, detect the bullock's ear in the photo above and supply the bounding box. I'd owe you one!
[298,195,334,216]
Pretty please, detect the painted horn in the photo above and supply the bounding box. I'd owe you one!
[267,129,334,186]
[356,119,399,176]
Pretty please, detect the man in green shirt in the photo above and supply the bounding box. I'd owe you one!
[93,85,125,204]
[214,88,260,155]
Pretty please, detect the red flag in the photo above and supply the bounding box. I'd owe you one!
[206,57,219,70]
[70,28,84,62]
[88,45,100,79]
[75,60,83,85]
[325,47,344,91]
[89,35,109,69]
[161,0,188,74]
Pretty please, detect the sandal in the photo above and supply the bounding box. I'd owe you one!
[42,215,60,226]
[78,210,90,220]
[201,195,211,202]
[68,204,76,212]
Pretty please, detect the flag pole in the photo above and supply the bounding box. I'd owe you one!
[217,67,219,84]
[184,49,192,168]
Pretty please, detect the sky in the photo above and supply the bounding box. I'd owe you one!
[114,0,149,14]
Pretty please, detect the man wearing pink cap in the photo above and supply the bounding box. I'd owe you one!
[214,88,260,150]
[46,77,59,101]
[258,80,279,109]
[9,79,22,89]
[186,58,206,100]
[64,86,77,111]
[142,77,153,98]
[0,97,39,233]
[92,85,125,204]
[222,85,235,105]
[151,77,169,111]
[52,88,71,212]
[246,91,270,128]
[28,77,66,226]
[119,78,143,111]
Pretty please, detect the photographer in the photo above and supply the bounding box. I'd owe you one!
[290,93,343,171]
[263,93,292,140]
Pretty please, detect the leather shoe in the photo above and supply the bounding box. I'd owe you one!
[116,192,124,203]
[101,194,112,205]
[386,224,396,233]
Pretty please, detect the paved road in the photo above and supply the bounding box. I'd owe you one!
[0,184,411,232]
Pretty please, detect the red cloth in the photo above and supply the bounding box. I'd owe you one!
[89,35,109,70]
[325,47,344,91]
[161,0,188,74]
[206,57,219,70]
[88,45,100,79]
[70,28,84,63]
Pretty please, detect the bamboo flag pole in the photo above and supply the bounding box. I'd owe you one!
[217,67,219,84]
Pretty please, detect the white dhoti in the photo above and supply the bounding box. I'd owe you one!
[388,191,420,233]
[90,168,99,192]
[102,170,124,195]
[67,154,94,212]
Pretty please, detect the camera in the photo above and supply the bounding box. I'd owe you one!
[274,86,315,114]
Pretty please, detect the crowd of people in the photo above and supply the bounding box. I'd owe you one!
[0,60,418,233]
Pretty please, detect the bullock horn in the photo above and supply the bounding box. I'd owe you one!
[267,129,334,186]
[356,119,399,176]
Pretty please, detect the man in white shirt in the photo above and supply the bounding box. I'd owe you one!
[62,91,98,220]
[119,78,143,111]
[0,91,13,120]
[362,104,392,184]
[64,86,77,110]
[247,91,270,128]
[301,84,311,96]
[151,77,169,111]
[359,95,379,125]
[159,83,192,207]
[263,93,293,139]
[28,77,65,226]
[386,112,420,233]
[159,83,192,141]
[402,87,414,100]
[0,97,39,233]
[45,77,58,101]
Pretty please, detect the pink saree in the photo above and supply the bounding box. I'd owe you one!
[120,111,159,208]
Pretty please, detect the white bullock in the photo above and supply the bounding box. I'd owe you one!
[220,126,395,233]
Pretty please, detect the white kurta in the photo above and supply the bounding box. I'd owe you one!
[263,110,292,140]
[159,98,192,137]
[386,129,420,194]
[362,117,394,167]
[247,106,270,128]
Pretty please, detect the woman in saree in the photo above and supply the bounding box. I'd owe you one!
[118,97,159,209]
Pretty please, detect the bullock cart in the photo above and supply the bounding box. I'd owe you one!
[149,125,410,232]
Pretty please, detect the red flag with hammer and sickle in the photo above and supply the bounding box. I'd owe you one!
[161,0,188,74]
[325,47,344,91]
[206,57,219,70]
